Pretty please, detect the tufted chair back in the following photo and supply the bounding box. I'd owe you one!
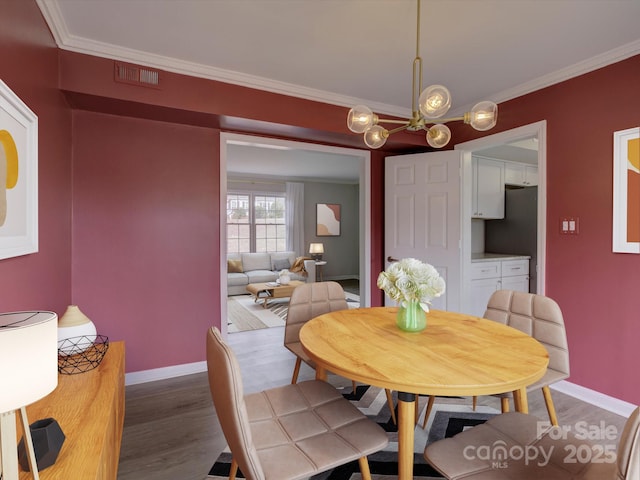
[617,406,640,479]
[284,281,348,348]
[484,289,570,384]
[206,327,263,479]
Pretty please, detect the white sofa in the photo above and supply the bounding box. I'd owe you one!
[227,251,316,296]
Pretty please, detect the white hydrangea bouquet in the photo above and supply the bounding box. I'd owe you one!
[377,257,446,312]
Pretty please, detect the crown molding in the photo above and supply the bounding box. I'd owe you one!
[448,39,640,117]
[37,0,640,119]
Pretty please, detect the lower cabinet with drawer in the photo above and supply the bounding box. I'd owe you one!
[469,258,529,317]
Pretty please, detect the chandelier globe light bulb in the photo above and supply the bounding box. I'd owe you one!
[419,84,452,119]
[426,124,452,148]
[468,101,498,131]
[347,105,377,133]
[364,125,389,149]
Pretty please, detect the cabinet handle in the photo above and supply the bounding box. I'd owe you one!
[387,256,400,263]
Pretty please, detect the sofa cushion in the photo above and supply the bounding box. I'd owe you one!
[241,253,272,272]
[227,259,244,273]
[289,272,306,282]
[228,272,249,286]
[246,270,278,284]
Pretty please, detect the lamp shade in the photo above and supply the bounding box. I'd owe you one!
[0,311,58,413]
[309,243,324,255]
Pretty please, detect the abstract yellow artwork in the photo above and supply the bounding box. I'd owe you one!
[0,80,38,260]
[613,127,640,253]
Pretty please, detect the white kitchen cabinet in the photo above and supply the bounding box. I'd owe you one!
[469,277,501,318]
[468,258,529,317]
[501,259,529,278]
[504,161,538,186]
[469,260,501,317]
[501,275,530,292]
[501,259,530,293]
[472,157,504,219]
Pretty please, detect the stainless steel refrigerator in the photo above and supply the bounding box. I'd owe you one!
[485,186,537,293]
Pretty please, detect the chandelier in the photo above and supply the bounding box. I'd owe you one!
[346,0,498,149]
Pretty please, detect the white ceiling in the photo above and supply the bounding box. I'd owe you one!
[37,0,640,180]
[227,141,363,183]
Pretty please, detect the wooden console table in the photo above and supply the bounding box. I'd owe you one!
[19,341,125,480]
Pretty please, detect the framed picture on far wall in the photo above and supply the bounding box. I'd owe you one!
[613,127,640,253]
[316,203,341,236]
[0,80,38,260]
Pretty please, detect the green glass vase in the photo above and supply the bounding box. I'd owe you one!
[396,300,427,332]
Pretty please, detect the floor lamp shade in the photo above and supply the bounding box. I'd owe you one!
[0,311,58,413]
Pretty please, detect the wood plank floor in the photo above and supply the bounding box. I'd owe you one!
[117,326,628,480]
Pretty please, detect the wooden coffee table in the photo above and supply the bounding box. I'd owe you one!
[246,281,305,308]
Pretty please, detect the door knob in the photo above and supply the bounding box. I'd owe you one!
[387,256,399,263]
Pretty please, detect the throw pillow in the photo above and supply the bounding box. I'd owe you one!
[227,259,243,273]
[273,258,291,271]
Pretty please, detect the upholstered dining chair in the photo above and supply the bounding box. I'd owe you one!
[284,281,399,424]
[422,289,570,428]
[424,407,640,479]
[206,326,389,480]
[483,289,569,425]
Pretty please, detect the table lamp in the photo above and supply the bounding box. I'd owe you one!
[0,311,58,480]
[309,243,324,260]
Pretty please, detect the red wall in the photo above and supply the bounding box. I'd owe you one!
[72,111,221,372]
[5,0,640,404]
[0,1,72,313]
[452,55,640,403]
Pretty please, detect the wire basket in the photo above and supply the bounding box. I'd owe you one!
[57,335,109,375]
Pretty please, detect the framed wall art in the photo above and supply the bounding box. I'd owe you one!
[613,127,640,253]
[0,80,38,260]
[316,203,341,236]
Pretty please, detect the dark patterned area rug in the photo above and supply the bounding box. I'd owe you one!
[207,386,497,479]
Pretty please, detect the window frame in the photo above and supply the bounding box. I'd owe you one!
[226,190,286,254]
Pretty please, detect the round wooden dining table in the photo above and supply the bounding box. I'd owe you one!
[300,306,549,480]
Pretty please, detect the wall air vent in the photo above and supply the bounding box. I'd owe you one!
[114,62,160,88]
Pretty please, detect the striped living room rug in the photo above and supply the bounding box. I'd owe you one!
[226,295,287,333]
[206,387,497,479]
[227,292,360,333]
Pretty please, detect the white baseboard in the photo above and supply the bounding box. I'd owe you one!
[125,360,207,386]
[551,380,637,417]
[325,275,359,281]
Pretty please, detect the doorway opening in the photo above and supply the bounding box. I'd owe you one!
[219,133,372,335]
[456,121,547,313]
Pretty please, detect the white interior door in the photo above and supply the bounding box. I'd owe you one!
[384,151,462,311]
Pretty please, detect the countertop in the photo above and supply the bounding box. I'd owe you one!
[471,253,531,262]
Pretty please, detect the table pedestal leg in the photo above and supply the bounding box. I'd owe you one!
[397,392,416,480]
[513,387,529,413]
